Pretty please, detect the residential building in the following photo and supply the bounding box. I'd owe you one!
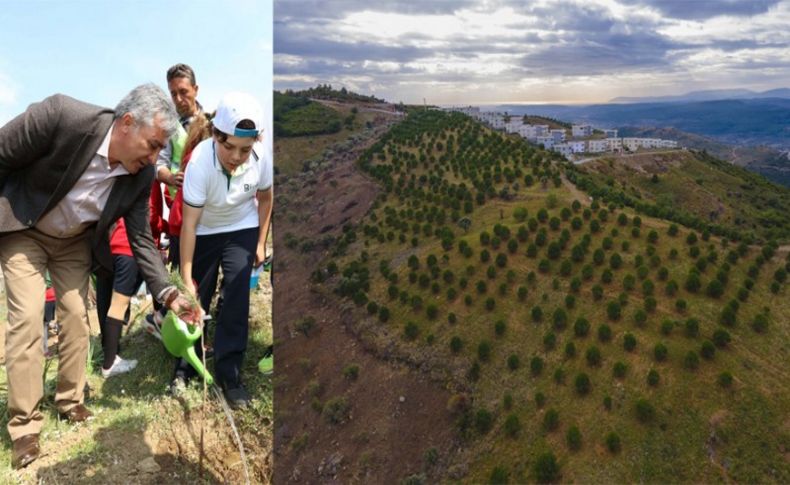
[572,124,592,137]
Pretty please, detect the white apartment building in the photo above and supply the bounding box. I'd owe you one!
[572,124,593,137]
[553,144,573,157]
[536,135,555,149]
[550,129,566,143]
[568,140,586,153]
[604,129,618,138]
[587,139,610,153]
[622,138,679,151]
[505,119,524,133]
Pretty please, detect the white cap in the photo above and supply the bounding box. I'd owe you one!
[213,92,263,138]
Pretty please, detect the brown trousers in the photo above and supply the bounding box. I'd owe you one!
[0,229,91,440]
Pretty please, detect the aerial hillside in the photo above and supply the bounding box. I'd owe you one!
[568,148,790,242]
[273,90,401,176]
[313,109,790,482]
[615,126,790,185]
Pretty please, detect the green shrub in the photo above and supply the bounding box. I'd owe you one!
[718,371,734,388]
[543,332,557,351]
[623,333,637,352]
[323,397,350,424]
[653,343,668,362]
[531,356,545,376]
[532,306,543,322]
[683,350,700,370]
[613,361,627,379]
[633,309,647,327]
[635,398,655,423]
[700,340,716,359]
[543,409,559,432]
[426,304,438,320]
[495,319,507,336]
[751,313,769,333]
[684,318,699,337]
[504,414,521,438]
[607,301,621,320]
[507,354,520,370]
[564,342,576,358]
[552,308,568,330]
[404,321,419,340]
[585,346,602,366]
[343,364,360,380]
[450,336,462,353]
[647,369,660,387]
[575,373,591,395]
[566,426,582,451]
[478,341,492,361]
[503,392,513,410]
[605,432,621,453]
[712,329,731,348]
[533,451,560,483]
[597,324,612,342]
[475,409,493,434]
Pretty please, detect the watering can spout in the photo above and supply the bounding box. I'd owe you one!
[185,345,214,386]
[161,311,214,385]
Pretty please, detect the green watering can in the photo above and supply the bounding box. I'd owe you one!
[161,311,214,385]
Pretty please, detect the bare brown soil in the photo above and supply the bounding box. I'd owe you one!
[0,283,272,484]
[273,109,459,483]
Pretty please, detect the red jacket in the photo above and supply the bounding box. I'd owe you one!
[109,180,168,256]
[167,150,194,237]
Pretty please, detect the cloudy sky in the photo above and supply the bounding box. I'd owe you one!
[0,0,272,158]
[274,0,790,104]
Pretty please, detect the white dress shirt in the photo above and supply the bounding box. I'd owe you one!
[35,125,130,238]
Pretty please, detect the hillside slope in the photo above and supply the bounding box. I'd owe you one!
[569,149,790,242]
[321,110,790,482]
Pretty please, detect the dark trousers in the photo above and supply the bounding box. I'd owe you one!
[95,255,142,362]
[175,227,257,387]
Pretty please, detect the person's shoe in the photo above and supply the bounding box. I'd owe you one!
[143,313,163,341]
[223,384,251,409]
[169,375,188,396]
[11,434,40,469]
[101,355,138,378]
[259,345,273,375]
[58,404,93,423]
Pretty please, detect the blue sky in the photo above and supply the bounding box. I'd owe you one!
[0,0,272,155]
[275,0,790,104]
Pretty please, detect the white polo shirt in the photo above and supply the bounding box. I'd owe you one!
[182,138,273,236]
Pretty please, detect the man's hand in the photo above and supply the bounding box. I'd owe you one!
[167,292,202,324]
[254,243,266,267]
[169,171,184,187]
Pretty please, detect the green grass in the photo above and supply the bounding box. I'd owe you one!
[0,282,272,483]
[577,149,790,242]
[274,102,380,176]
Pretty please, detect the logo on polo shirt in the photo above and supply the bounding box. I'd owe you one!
[244,184,251,192]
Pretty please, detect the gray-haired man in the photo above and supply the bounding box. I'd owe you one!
[0,83,202,469]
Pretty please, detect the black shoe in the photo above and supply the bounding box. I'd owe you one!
[223,384,251,409]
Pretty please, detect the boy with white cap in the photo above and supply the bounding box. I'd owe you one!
[179,92,273,407]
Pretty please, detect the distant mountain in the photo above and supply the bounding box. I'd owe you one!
[496,98,790,148]
[609,88,790,104]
